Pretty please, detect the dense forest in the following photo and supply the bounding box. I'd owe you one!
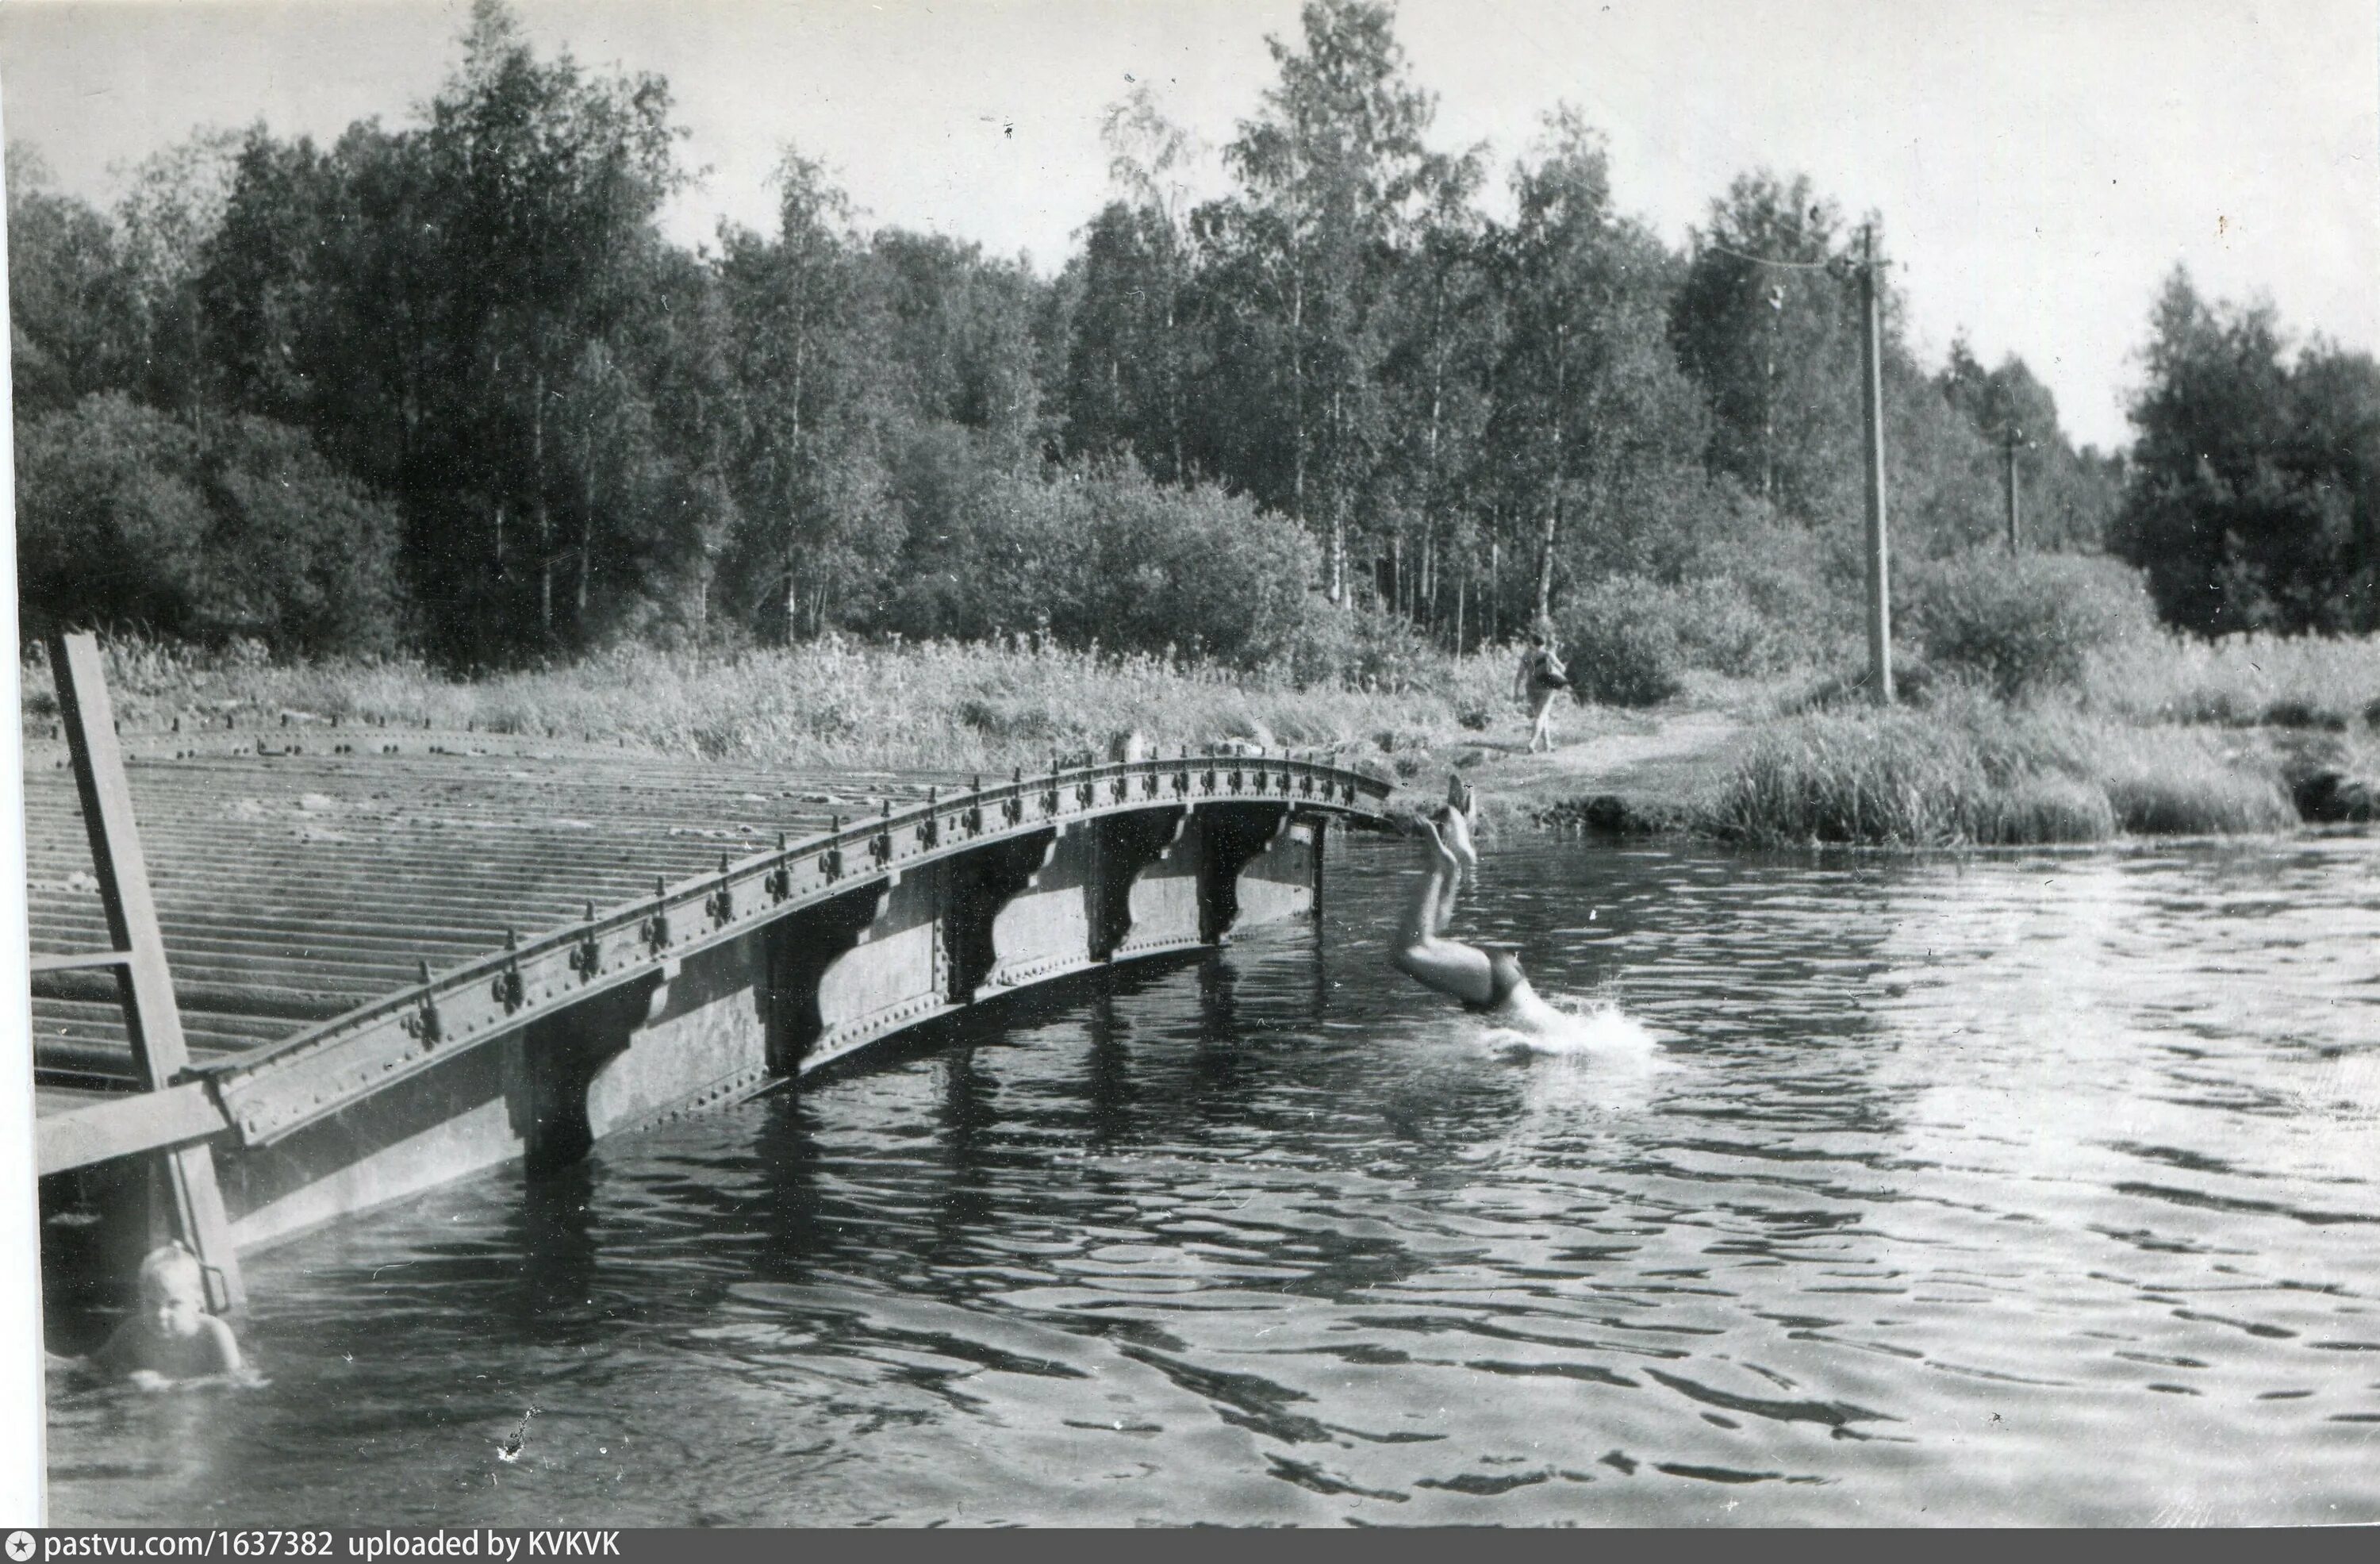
[11,0,2375,675]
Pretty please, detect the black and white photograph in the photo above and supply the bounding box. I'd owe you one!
[4,0,2377,1529]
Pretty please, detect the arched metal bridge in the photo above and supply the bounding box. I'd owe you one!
[25,699,1391,1287]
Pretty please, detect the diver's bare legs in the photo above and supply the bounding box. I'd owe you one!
[1388,778,1557,1028]
[1392,809,1495,1005]
[1396,817,1457,945]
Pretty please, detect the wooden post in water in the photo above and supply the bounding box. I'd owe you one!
[1858,225,1894,705]
[50,632,246,1312]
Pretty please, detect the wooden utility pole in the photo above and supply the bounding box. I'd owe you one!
[1858,225,1894,705]
[2002,426,2024,555]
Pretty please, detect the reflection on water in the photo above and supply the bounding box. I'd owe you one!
[47,832,2380,1525]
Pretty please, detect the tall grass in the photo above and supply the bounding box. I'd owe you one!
[1705,693,2298,847]
[21,632,1523,773]
[2086,630,2380,729]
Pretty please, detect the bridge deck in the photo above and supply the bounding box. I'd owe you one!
[25,731,1388,1170]
[25,740,950,1080]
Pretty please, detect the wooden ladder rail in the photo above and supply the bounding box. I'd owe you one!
[45,631,246,1313]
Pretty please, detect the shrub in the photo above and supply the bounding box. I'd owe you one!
[1278,599,1444,692]
[1083,474,1317,669]
[202,416,405,657]
[1552,554,1848,708]
[881,463,1316,670]
[885,462,1096,644]
[16,393,210,636]
[1787,652,1943,713]
[1901,552,2155,699]
[1676,516,1853,673]
[15,394,405,656]
[1554,576,1687,707]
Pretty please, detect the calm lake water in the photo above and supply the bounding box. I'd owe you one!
[46,828,2380,1526]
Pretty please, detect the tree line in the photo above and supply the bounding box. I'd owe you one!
[11,0,2373,672]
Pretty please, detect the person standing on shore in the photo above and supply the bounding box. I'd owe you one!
[1514,626,1569,752]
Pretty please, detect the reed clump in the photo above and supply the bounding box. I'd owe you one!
[1705,692,2298,847]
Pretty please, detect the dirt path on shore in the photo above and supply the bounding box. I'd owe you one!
[1388,706,1751,831]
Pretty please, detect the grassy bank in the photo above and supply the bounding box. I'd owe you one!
[1683,632,2380,846]
[25,625,2377,845]
[2085,630,2380,730]
[20,633,1524,775]
[1702,696,2301,847]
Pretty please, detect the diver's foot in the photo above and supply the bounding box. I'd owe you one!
[1439,801,1479,869]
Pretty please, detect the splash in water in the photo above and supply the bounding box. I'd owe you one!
[1477,990,1663,1063]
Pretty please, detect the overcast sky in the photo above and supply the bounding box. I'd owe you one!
[4,0,2374,451]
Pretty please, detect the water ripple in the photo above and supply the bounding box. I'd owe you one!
[44,831,2380,1525]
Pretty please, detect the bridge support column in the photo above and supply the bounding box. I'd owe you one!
[766,878,900,1075]
[1100,801,1312,959]
[1196,803,1304,943]
[951,828,1066,998]
[509,978,653,1175]
[1088,806,1188,960]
